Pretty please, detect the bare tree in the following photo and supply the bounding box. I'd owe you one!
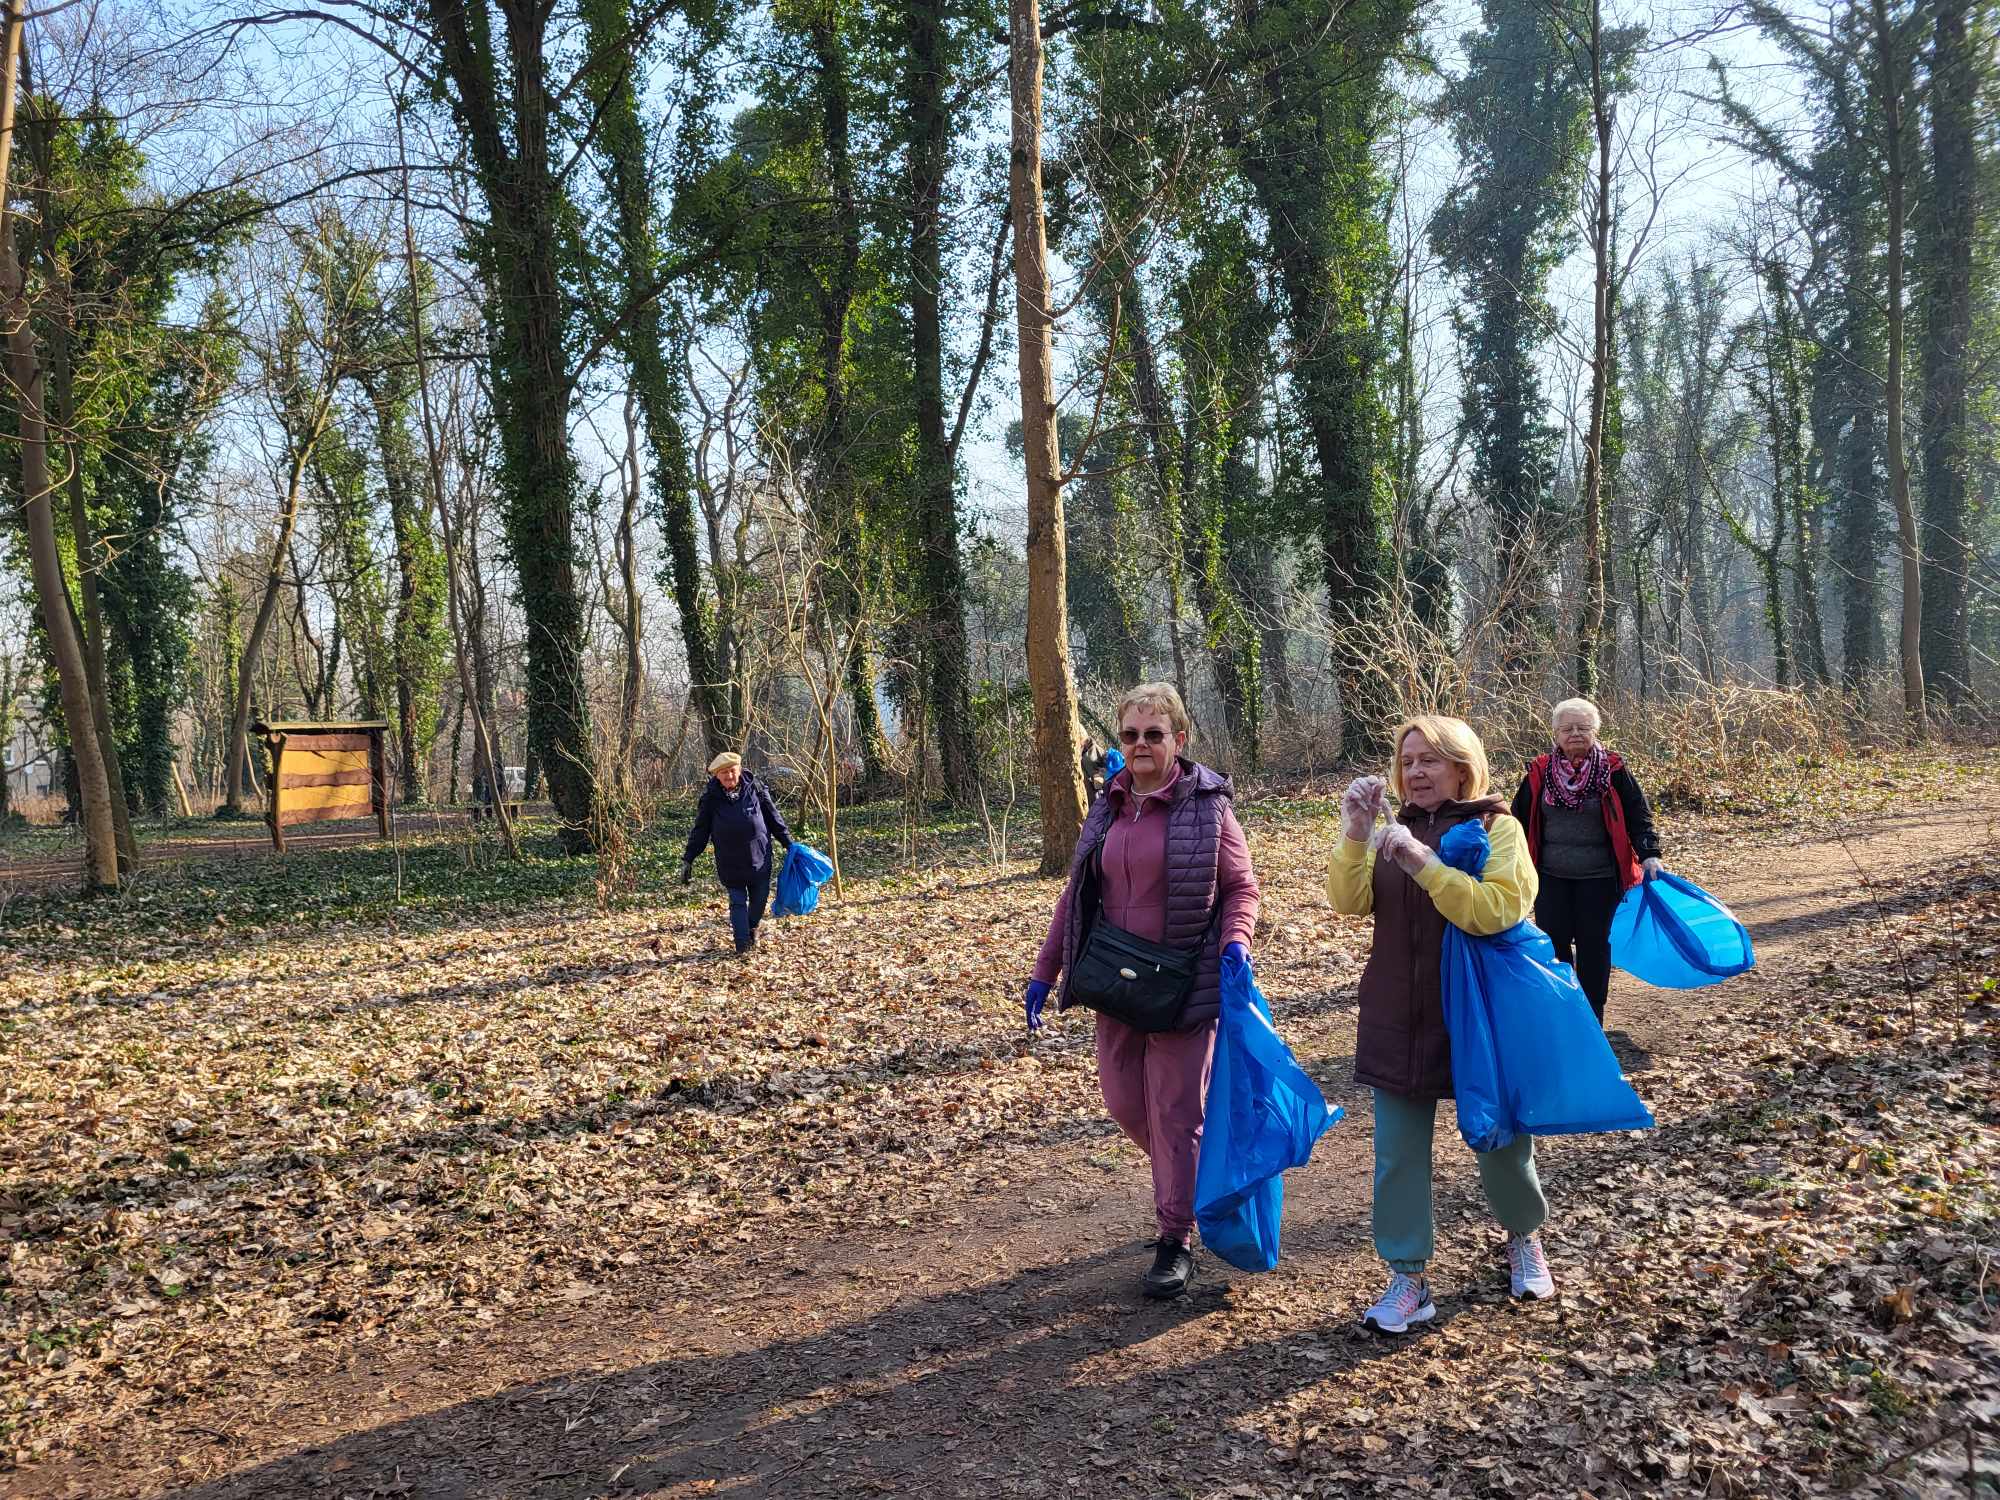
[1010,0,1086,874]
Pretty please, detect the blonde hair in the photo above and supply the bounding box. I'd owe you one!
[1551,697,1602,733]
[1115,681,1191,741]
[1388,715,1490,803]
[707,751,743,775]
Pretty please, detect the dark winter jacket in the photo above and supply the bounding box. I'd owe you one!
[683,772,793,887]
[1511,751,1661,893]
[1328,795,1529,1099]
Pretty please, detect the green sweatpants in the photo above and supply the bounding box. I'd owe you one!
[1372,1089,1548,1274]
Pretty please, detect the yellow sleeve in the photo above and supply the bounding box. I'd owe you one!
[1325,833,1375,915]
[1414,813,1539,935]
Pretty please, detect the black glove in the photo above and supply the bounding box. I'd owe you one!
[678,860,693,885]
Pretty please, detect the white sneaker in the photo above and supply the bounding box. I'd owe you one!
[1362,1272,1436,1335]
[1507,1232,1554,1299]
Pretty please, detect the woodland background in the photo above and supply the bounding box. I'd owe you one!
[0,0,1996,888]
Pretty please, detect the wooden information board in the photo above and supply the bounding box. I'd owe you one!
[252,720,391,852]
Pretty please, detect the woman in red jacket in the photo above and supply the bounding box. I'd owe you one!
[1509,698,1666,1025]
[1023,683,1260,1301]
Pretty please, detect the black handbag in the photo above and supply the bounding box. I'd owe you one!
[1067,839,1219,1032]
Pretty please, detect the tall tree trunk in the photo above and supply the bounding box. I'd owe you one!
[578,0,733,758]
[1872,0,1926,739]
[1011,0,1086,873]
[805,7,889,787]
[612,393,644,793]
[1574,0,1613,697]
[905,0,979,803]
[422,0,596,848]
[0,1,117,890]
[23,88,139,860]
[1917,0,1975,708]
[49,319,138,863]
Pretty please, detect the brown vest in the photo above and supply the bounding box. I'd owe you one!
[1354,795,1507,1099]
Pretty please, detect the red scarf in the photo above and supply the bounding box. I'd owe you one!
[1543,743,1611,808]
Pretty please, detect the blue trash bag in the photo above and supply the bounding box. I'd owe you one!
[1436,823,1655,1153]
[1610,871,1755,989]
[1193,954,1342,1272]
[772,843,836,918]
[1103,746,1125,781]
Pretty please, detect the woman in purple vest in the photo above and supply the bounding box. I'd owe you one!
[1023,682,1261,1300]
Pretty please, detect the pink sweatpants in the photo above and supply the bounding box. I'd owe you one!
[1095,1013,1219,1244]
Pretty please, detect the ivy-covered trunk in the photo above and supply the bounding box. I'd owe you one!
[903,0,979,804]
[0,5,118,889]
[807,7,890,787]
[578,0,734,759]
[424,0,597,848]
[1916,0,1975,708]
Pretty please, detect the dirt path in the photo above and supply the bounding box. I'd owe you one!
[20,798,2000,1500]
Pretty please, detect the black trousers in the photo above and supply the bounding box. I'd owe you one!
[1535,873,1623,1024]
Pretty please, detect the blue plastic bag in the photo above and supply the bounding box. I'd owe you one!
[1436,823,1655,1153]
[1194,954,1342,1271]
[1610,872,1754,989]
[772,843,835,918]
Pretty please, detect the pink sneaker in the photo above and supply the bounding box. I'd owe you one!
[1507,1233,1554,1299]
[1362,1272,1435,1335]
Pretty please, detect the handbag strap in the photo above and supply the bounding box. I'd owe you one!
[1081,831,1224,957]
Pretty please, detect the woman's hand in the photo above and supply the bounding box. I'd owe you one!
[1025,979,1052,1032]
[1378,824,1434,877]
[1341,775,1387,842]
[1642,857,1665,881]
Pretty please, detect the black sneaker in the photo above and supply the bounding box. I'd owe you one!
[1142,1237,1194,1299]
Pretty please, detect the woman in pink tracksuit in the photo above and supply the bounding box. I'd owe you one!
[1024,682,1260,1299]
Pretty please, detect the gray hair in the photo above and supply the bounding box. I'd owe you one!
[1551,697,1602,733]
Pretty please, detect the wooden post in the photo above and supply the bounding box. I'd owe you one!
[372,727,390,839]
[266,731,288,853]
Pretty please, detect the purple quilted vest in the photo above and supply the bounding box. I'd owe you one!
[1056,758,1232,1028]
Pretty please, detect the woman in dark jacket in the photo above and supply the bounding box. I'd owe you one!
[1328,714,1551,1335]
[680,752,793,956]
[1508,697,1666,1025]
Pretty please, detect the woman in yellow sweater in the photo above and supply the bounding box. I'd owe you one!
[1327,715,1553,1334]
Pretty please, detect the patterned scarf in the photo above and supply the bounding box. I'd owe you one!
[1543,742,1611,808]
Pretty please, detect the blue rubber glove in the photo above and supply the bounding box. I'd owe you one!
[1222,941,1249,969]
[1025,979,1051,1032]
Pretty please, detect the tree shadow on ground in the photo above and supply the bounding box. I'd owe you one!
[161,1216,1432,1500]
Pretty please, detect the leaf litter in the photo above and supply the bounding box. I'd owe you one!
[0,754,1995,1497]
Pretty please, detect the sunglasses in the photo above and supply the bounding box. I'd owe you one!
[1119,727,1173,746]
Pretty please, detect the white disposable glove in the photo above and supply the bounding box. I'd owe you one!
[1340,775,1388,843]
[1642,857,1665,881]
[1377,823,1433,877]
